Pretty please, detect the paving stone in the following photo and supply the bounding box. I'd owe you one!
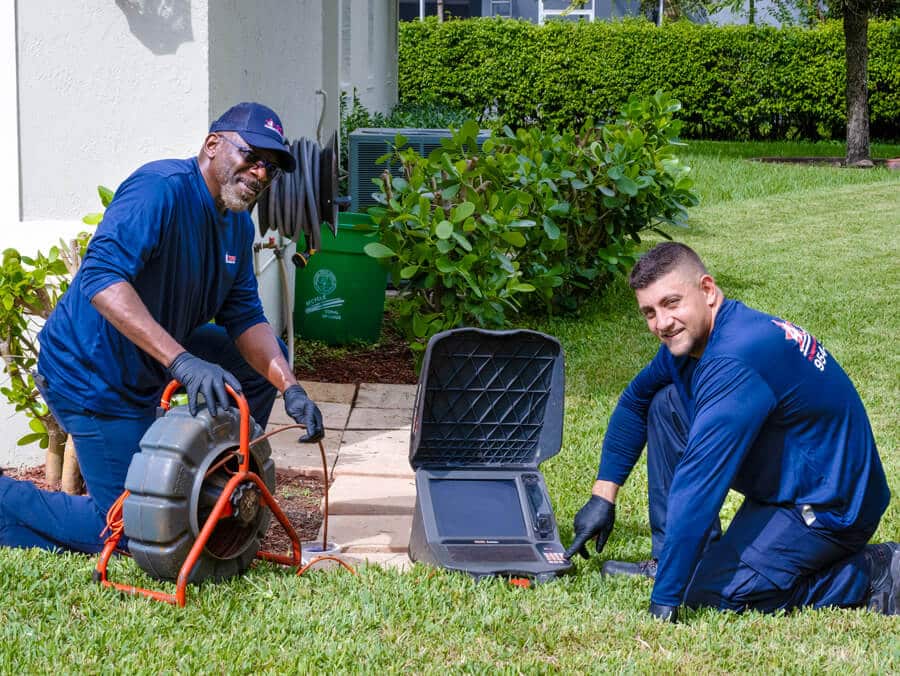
[327,474,416,515]
[267,401,350,431]
[319,514,412,553]
[298,549,411,573]
[333,429,413,478]
[354,383,418,410]
[297,381,357,404]
[267,428,341,478]
[339,551,411,571]
[346,406,412,430]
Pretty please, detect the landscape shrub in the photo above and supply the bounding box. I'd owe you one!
[0,187,104,465]
[364,92,697,355]
[398,17,900,141]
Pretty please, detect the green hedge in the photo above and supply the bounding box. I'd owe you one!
[399,18,900,140]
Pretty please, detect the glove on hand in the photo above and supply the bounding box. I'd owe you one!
[648,602,678,623]
[168,351,242,417]
[564,495,616,560]
[283,384,325,443]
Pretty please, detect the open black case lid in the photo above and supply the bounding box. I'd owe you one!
[409,328,565,470]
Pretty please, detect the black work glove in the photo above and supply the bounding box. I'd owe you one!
[168,351,242,417]
[564,495,616,560]
[283,384,324,443]
[649,602,678,623]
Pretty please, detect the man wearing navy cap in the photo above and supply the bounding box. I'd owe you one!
[0,102,324,553]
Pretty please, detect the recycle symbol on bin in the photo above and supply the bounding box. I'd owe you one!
[313,269,337,297]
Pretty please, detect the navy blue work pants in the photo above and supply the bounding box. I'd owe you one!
[647,384,876,612]
[0,324,285,553]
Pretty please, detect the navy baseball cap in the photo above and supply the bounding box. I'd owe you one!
[209,102,296,172]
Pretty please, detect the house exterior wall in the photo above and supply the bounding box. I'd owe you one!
[341,0,399,115]
[16,1,212,225]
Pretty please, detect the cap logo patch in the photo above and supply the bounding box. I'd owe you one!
[264,118,284,140]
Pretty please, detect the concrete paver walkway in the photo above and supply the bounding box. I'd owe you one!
[266,381,417,570]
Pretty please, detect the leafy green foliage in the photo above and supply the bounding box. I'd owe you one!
[80,184,115,225]
[398,17,900,141]
[0,186,105,450]
[364,92,697,354]
[0,243,86,448]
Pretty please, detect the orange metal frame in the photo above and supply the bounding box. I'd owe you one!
[93,380,304,607]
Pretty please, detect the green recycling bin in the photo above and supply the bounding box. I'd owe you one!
[294,212,387,345]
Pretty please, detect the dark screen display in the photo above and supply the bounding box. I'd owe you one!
[430,479,527,538]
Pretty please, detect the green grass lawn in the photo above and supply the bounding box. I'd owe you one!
[2,141,898,673]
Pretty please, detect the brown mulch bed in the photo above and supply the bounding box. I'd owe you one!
[3,465,324,547]
[260,470,325,551]
[293,313,418,385]
[4,465,65,492]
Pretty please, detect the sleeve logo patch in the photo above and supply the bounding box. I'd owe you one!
[771,319,828,372]
[225,253,237,264]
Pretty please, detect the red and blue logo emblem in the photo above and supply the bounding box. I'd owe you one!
[264,118,284,140]
[771,319,828,372]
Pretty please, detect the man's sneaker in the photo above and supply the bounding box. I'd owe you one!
[601,558,658,580]
[865,542,900,615]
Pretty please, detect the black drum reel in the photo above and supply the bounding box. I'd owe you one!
[122,404,276,583]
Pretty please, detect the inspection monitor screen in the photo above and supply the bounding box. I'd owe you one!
[430,479,527,539]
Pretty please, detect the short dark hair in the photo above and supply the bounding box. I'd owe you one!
[628,242,708,290]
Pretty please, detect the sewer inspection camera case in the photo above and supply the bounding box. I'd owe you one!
[407,328,573,582]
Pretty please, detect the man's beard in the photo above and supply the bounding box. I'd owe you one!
[215,166,262,213]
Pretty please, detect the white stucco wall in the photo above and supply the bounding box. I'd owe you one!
[16,1,211,224]
[341,0,399,115]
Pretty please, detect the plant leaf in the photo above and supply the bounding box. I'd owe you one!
[363,242,396,258]
[435,220,454,239]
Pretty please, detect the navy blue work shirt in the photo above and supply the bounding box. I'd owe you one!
[38,158,267,416]
[597,299,890,607]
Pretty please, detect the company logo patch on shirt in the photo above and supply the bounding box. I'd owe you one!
[771,319,828,372]
[225,253,237,265]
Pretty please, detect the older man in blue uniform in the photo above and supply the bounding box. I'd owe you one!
[0,102,323,552]
[566,242,897,620]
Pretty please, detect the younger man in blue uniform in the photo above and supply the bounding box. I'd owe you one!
[0,102,324,553]
[566,242,897,620]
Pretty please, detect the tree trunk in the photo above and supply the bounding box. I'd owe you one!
[844,2,871,165]
[61,435,83,495]
[45,426,65,489]
[436,0,444,21]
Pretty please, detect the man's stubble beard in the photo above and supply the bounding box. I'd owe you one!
[214,163,259,213]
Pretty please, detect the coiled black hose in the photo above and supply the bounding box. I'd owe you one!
[256,134,338,265]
